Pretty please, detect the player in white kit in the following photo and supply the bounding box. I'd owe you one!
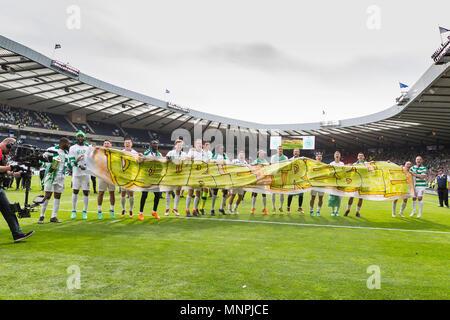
[310,151,325,216]
[228,151,248,214]
[69,131,91,220]
[270,146,288,213]
[210,144,230,216]
[38,137,71,224]
[165,139,187,216]
[186,139,210,216]
[391,161,412,218]
[97,139,116,220]
[121,138,138,218]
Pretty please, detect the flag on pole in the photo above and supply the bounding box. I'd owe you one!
[55,44,61,49]
[399,82,408,89]
[439,26,450,34]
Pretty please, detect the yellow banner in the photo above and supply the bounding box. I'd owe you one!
[86,147,415,200]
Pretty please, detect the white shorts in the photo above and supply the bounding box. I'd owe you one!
[185,187,202,192]
[311,190,324,197]
[231,188,245,195]
[44,182,64,194]
[98,179,116,192]
[164,186,182,192]
[120,187,133,193]
[72,175,91,191]
[414,187,426,197]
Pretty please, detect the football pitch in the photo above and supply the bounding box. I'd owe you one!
[1,177,449,300]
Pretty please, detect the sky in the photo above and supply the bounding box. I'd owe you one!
[1,0,449,124]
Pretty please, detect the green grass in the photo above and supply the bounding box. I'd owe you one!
[1,177,449,300]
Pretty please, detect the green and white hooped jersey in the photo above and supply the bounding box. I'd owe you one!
[253,158,269,165]
[410,165,427,187]
[354,160,366,165]
[232,159,248,165]
[211,153,229,163]
[43,145,71,185]
[271,154,288,163]
[143,149,162,157]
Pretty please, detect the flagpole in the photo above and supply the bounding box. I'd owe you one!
[439,25,444,45]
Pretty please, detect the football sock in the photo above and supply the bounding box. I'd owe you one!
[51,199,60,218]
[152,193,160,212]
[193,196,199,210]
[129,196,135,211]
[418,200,424,215]
[174,194,180,210]
[166,192,171,211]
[400,202,406,214]
[220,196,226,209]
[186,195,192,210]
[392,201,397,215]
[72,193,78,212]
[211,194,216,210]
[40,199,49,218]
[121,196,127,211]
[83,195,89,212]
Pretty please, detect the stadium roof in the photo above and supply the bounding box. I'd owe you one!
[1,34,450,149]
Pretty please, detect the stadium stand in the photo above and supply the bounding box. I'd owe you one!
[88,121,121,137]
[0,33,449,166]
[44,113,75,132]
[72,122,92,134]
[121,127,151,143]
[0,103,59,130]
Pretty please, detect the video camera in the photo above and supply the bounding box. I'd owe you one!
[9,195,46,218]
[10,144,53,169]
[6,144,51,218]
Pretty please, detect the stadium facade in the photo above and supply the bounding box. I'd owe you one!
[1,34,450,155]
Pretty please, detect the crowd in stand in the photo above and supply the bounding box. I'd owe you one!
[366,148,450,183]
[0,104,59,130]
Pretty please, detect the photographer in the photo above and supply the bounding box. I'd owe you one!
[0,138,34,242]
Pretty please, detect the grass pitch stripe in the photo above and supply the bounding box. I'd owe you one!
[44,210,450,235]
[166,216,450,235]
